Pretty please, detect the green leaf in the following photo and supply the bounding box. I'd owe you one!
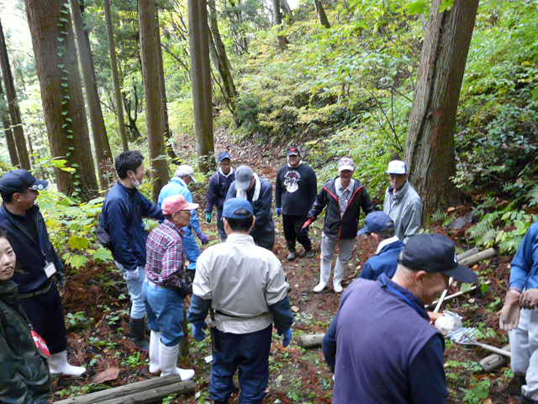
[69,235,90,250]
[69,254,88,269]
[93,248,113,262]
[405,0,429,15]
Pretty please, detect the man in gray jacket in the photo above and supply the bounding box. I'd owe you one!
[383,160,422,243]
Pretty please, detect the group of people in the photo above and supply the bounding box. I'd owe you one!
[1,145,537,404]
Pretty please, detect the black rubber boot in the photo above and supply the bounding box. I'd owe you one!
[129,318,149,351]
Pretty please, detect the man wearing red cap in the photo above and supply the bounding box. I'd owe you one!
[144,195,197,381]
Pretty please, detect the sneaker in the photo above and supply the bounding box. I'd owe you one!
[305,250,315,258]
[287,251,297,261]
[333,282,343,293]
[313,281,327,293]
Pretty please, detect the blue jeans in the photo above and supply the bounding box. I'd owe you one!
[211,325,272,404]
[143,281,185,346]
[117,263,146,320]
[183,228,201,270]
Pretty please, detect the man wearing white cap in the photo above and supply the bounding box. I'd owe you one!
[226,165,275,250]
[144,194,197,381]
[383,160,422,243]
[302,157,373,293]
[158,165,210,270]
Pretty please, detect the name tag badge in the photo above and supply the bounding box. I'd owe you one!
[44,262,57,278]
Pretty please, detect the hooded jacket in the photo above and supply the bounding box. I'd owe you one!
[308,177,373,239]
[0,281,51,404]
[101,182,163,271]
[0,205,63,294]
[206,169,235,213]
[383,181,422,243]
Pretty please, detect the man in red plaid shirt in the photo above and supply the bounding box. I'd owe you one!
[143,194,197,381]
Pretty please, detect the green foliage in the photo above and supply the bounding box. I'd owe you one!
[463,377,491,404]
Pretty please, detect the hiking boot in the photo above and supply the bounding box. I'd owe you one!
[287,251,297,261]
[305,250,315,258]
[129,318,149,351]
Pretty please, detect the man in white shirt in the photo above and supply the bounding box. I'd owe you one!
[188,198,294,404]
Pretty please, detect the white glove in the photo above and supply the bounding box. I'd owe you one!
[124,267,140,281]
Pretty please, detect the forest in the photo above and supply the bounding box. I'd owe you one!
[0,0,537,403]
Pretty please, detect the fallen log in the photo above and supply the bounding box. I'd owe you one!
[457,248,479,261]
[459,248,496,267]
[298,333,325,349]
[480,344,511,372]
[54,376,195,404]
[427,285,478,309]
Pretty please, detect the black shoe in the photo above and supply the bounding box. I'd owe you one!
[129,318,149,351]
[305,250,315,258]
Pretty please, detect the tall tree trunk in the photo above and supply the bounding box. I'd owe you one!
[207,0,237,116]
[70,0,113,189]
[104,0,129,152]
[405,0,479,216]
[188,0,214,173]
[138,0,170,200]
[0,18,31,170]
[271,0,288,48]
[25,0,98,200]
[314,0,330,28]
[0,80,19,167]
[281,0,293,20]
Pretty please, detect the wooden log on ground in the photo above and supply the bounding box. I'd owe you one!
[457,248,479,261]
[54,376,195,404]
[480,344,511,372]
[459,248,496,267]
[298,333,325,349]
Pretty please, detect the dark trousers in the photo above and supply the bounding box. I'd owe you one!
[217,207,226,241]
[19,282,68,354]
[211,325,272,404]
[252,230,275,251]
[282,214,312,252]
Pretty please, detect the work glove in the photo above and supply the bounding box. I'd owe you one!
[199,232,210,245]
[276,208,282,216]
[193,322,207,341]
[205,212,212,223]
[520,288,538,309]
[124,267,140,281]
[499,289,521,331]
[300,217,315,235]
[279,328,293,347]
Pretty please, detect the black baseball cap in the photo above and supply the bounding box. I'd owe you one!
[398,234,477,283]
[0,169,49,194]
[286,146,300,157]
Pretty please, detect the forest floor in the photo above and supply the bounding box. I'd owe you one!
[53,132,520,404]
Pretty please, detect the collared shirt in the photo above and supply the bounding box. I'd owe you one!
[193,233,289,334]
[335,178,355,217]
[145,220,186,289]
[376,235,401,254]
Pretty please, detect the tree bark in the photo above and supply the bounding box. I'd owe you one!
[207,0,237,116]
[188,0,215,173]
[25,0,98,200]
[104,0,129,152]
[138,0,170,200]
[271,0,288,48]
[405,0,479,215]
[314,0,330,28]
[0,18,31,170]
[281,0,293,20]
[70,0,113,189]
[0,80,19,167]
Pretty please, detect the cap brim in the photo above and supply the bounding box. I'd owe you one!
[338,165,355,172]
[357,227,370,236]
[235,180,250,191]
[184,202,199,210]
[386,170,407,175]
[444,264,478,283]
[30,180,49,191]
[188,175,197,183]
[287,152,299,156]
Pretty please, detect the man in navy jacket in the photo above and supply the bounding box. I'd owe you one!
[100,151,163,350]
[205,152,235,241]
[0,169,85,376]
[323,234,477,404]
[358,211,405,280]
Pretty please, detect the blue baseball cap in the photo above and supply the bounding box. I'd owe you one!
[0,169,49,194]
[358,211,394,235]
[223,198,254,219]
[217,152,232,162]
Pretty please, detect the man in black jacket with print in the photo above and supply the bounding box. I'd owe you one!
[303,157,373,293]
[275,147,317,261]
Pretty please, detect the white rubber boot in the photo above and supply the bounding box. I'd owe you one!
[149,331,161,373]
[159,342,194,381]
[333,258,346,293]
[48,350,86,377]
[313,257,332,293]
